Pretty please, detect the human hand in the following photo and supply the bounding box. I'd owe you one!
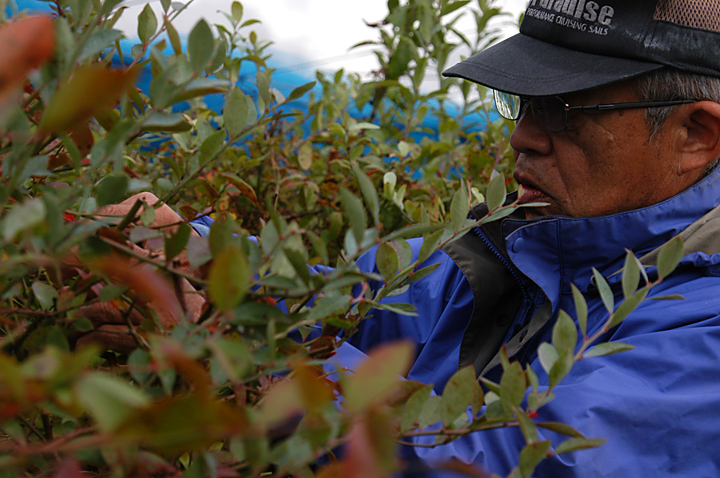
[69,193,206,353]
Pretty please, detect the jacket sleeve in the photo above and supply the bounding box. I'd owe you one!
[397,272,720,477]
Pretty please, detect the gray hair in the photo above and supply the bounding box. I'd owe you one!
[632,69,720,174]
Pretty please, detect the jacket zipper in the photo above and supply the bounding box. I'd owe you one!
[472,225,535,329]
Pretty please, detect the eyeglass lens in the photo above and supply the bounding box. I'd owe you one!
[493,91,568,133]
[493,90,522,121]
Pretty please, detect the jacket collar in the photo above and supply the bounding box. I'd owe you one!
[500,167,720,310]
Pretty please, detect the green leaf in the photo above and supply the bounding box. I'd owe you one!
[418,230,443,263]
[404,262,441,286]
[211,337,253,381]
[287,81,316,101]
[537,421,585,438]
[592,268,614,314]
[200,130,226,159]
[383,223,443,242]
[537,342,558,376]
[188,19,214,72]
[657,236,684,280]
[256,70,271,108]
[554,438,607,455]
[571,284,588,337]
[298,142,312,170]
[608,289,647,329]
[386,36,414,79]
[3,197,46,242]
[514,407,539,444]
[95,173,129,207]
[416,395,442,429]
[306,230,328,265]
[45,325,70,352]
[164,223,191,263]
[209,38,227,73]
[164,17,183,56]
[499,362,527,412]
[142,112,192,133]
[340,187,367,245]
[441,366,483,426]
[76,373,150,432]
[208,246,250,312]
[401,385,433,433]
[398,141,410,158]
[552,310,577,354]
[376,242,399,282]
[171,78,227,105]
[224,87,250,138]
[584,342,635,358]
[393,239,413,270]
[138,3,158,44]
[519,440,552,478]
[352,163,380,226]
[305,295,351,322]
[621,250,641,299]
[440,0,471,17]
[548,349,575,388]
[98,284,129,302]
[128,349,152,385]
[283,247,311,284]
[78,29,123,62]
[649,294,685,301]
[373,302,418,316]
[526,365,539,393]
[486,172,507,211]
[349,122,380,131]
[384,171,397,199]
[450,186,469,232]
[32,282,58,310]
[231,1,243,22]
[100,0,125,16]
[344,341,414,413]
[220,172,259,206]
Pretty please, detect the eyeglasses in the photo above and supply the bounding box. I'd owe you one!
[493,90,698,133]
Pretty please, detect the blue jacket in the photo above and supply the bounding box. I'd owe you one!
[340,167,720,476]
[191,168,720,476]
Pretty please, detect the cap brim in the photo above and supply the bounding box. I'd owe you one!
[443,34,664,96]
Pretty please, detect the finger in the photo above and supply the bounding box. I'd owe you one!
[98,192,195,236]
[74,301,146,326]
[74,325,142,355]
[178,277,206,323]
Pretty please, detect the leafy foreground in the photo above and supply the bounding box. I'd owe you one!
[0,1,685,477]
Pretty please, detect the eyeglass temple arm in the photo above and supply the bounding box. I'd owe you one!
[569,99,697,112]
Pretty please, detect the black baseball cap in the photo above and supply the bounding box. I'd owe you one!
[443,0,720,96]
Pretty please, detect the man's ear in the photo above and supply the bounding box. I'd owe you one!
[676,101,720,174]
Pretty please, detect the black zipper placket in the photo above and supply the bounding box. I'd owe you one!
[471,225,535,334]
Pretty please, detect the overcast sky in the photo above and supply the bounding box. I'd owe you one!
[117,0,529,79]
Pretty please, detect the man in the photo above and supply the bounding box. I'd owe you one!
[91,0,720,475]
[340,0,720,475]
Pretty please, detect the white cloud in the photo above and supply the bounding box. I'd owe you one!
[116,0,527,76]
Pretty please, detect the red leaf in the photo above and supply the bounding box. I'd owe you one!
[40,65,139,134]
[56,458,83,478]
[0,16,55,102]
[343,410,397,478]
[91,255,182,328]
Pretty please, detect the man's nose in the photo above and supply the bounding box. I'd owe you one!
[510,106,553,156]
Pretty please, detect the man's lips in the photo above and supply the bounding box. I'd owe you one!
[514,175,550,204]
[518,184,550,204]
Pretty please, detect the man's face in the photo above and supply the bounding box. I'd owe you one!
[511,82,696,219]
